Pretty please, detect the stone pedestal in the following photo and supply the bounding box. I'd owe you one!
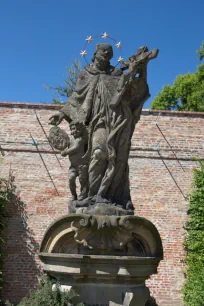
[39,213,163,306]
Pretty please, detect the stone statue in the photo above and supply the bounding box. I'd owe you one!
[49,44,158,214]
[49,123,88,201]
[42,43,163,306]
[61,121,89,201]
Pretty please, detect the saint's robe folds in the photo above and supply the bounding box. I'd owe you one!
[60,64,150,207]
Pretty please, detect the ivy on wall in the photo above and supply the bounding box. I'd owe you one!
[184,160,204,306]
[0,165,15,295]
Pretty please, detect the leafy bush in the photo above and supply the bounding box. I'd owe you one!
[0,169,15,293]
[183,160,204,306]
[6,276,84,306]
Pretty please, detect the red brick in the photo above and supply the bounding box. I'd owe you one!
[0,102,204,305]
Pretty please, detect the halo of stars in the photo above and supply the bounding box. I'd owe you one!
[80,32,124,65]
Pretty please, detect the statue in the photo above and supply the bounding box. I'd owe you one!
[49,43,158,214]
[41,43,163,306]
[49,123,88,201]
[61,121,89,201]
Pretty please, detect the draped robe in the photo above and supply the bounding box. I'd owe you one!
[60,64,150,208]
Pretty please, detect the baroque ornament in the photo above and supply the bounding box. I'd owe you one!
[71,214,141,250]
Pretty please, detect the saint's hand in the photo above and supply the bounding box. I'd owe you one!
[49,112,65,126]
[61,148,69,157]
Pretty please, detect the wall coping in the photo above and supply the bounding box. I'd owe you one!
[0,101,204,117]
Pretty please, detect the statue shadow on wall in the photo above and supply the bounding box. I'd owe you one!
[1,175,40,305]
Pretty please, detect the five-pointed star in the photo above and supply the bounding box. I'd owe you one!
[116,42,122,48]
[102,32,108,39]
[80,50,87,57]
[86,36,93,43]
[117,56,124,63]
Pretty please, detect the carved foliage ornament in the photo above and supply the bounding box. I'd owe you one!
[49,126,70,151]
[71,215,145,251]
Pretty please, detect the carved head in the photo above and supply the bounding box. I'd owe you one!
[70,122,84,138]
[92,44,113,64]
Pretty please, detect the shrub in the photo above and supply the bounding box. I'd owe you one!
[183,160,204,306]
[6,276,84,306]
[0,169,15,294]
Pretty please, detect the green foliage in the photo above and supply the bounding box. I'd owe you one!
[151,43,204,111]
[45,59,81,104]
[0,168,15,293]
[183,161,204,306]
[6,277,84,306]
[197,41,204,61]
[149,85,177,110]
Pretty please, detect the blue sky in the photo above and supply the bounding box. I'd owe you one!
[0,0,203,108]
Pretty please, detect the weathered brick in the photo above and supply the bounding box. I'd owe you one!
[0,102,204,305]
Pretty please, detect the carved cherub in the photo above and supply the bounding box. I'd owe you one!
[61,122,89,201]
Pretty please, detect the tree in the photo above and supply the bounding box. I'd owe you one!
[197,41,204,61]
[45,59,81,104]
[150,42,204,111]
[183,160,204,306]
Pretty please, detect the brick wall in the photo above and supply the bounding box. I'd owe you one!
[0,102,204,305]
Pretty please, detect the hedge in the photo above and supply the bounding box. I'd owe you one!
[184,161,204,306]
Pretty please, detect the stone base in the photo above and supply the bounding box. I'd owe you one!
[40,253,157,306]
[39,214,163,306]
[68,197,134,216]
[55,283,150,306]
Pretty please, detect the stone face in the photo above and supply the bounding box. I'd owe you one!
[1,102,204,305]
